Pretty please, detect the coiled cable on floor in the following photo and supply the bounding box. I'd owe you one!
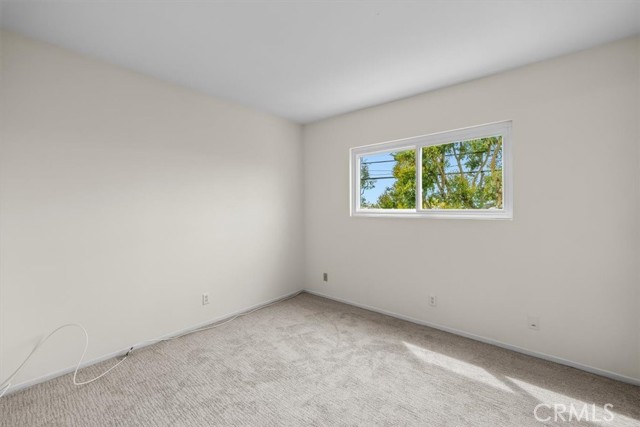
[0,324,130,398]
[0,292,301,398]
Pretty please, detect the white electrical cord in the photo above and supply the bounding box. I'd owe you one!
[0,292,300,398]
[0,324,130,398]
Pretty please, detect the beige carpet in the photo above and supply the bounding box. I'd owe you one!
[1,293,639,426]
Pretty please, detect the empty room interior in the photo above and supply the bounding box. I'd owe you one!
[1,1,640,426]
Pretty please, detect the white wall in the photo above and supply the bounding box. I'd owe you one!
[304,36,640,381]
[636,36,640,384]
[0,32,303,386]
[1,30,638,391]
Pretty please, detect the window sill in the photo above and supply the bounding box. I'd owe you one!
[351,210,513,220]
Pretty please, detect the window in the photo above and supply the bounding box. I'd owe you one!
[351,121,512,219]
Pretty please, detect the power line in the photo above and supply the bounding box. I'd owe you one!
[361,159,396,165]
[362,169,502,181]
[362,176,395,180]
[361,149,501,165]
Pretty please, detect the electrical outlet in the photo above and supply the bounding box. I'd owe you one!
[323,272,328,282]
[429,295,437,307]
[528,316,540,330]
[202,293,209,306]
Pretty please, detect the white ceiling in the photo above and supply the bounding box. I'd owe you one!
[1,1,639,123]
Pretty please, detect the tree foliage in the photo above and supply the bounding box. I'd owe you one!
[360,162,376,206]
[362,137,503,209]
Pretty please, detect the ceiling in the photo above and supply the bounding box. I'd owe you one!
[1,1,639,123]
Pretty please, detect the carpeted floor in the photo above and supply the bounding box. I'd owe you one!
[1,293,639,426]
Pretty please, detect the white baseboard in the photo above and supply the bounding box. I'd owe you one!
[303,289,640,387]
[5,289,304,396]
[6,287,638,396]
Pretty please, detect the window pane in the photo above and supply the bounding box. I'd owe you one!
[360,148,416,209]
[421,136,503,210]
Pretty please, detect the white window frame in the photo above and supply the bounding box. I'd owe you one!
[350,121,513,219]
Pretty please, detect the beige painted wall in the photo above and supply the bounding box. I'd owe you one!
[304,36,640,381]
[1,30,638,389]
[0,32,304,386]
